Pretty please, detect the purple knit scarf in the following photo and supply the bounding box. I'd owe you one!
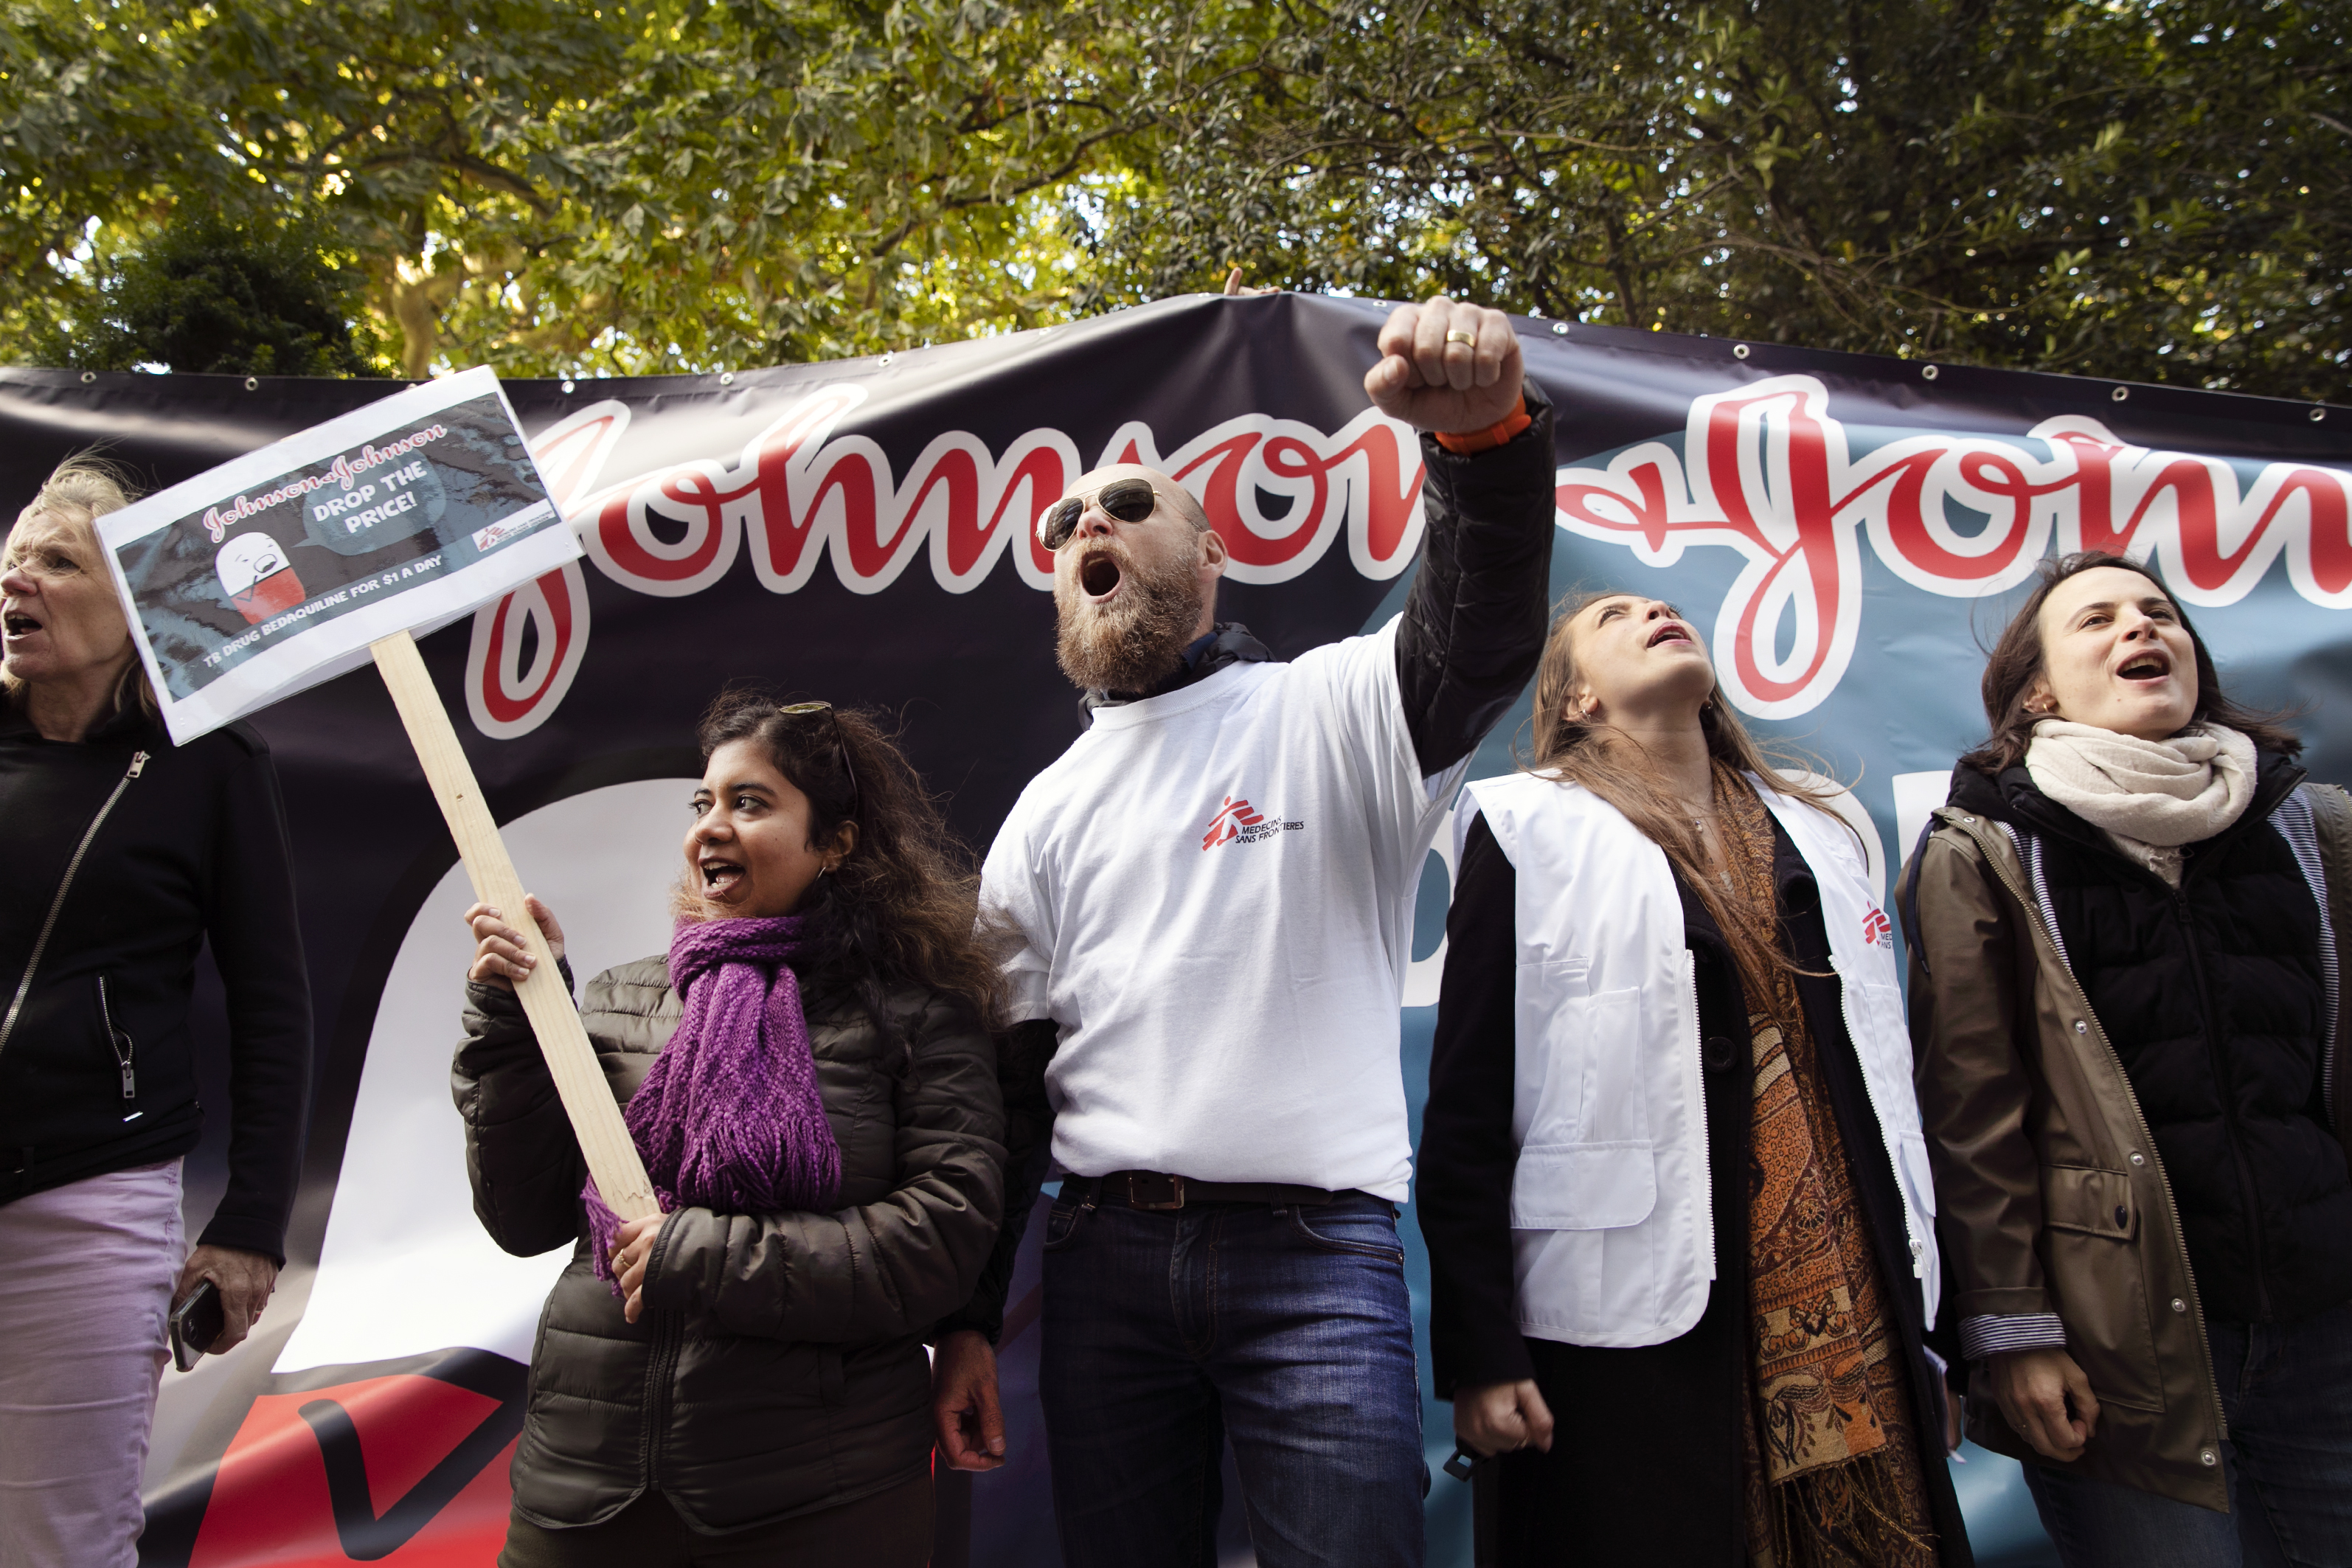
[583,914,842,1291]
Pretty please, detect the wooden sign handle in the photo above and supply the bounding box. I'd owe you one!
[370,629,660,1224]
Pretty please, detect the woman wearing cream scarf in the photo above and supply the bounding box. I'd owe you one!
[1907,552,2352,1568]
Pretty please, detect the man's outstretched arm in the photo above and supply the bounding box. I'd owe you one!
[1366,296,1558,777]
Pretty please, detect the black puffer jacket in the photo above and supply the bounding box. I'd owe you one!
[0,700,310,1257]
[1951,752,2352,1322]
[454,954,1004,1533]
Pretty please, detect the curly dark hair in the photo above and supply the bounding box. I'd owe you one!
[691,691,1004,1066]
[1960,551,2301,777]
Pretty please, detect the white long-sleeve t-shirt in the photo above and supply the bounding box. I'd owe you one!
[979,616,1459,1201]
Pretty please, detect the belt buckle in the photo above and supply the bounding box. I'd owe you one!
[1127,1172,1185,1210]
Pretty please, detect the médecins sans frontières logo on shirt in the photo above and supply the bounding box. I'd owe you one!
[1200,795,1305,851]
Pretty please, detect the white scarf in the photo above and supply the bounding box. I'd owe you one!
[2024,719,2258,887]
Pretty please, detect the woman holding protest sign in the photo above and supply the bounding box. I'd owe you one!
[1904,552,2352,1567]
[0,458,313,1568]
[457,691,1005,1567]
[1418,592,1968,1566]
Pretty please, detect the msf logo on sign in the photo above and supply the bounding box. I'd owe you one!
[1201,796,1305,851]
[1862,907,1894,949]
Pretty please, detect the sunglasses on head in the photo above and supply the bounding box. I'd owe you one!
[1037,477,1159,552]
[777,701,860,821]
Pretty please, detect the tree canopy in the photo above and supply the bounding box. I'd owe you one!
[1097,0,2352,401]
[2,0,2343,400]
[2,0,1169,375]
[48,211,379,372]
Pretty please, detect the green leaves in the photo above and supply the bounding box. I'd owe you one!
[0,0,2342,398]
[1095,0,2351,400]
[38,209,383,375]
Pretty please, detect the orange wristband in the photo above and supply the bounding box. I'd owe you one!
[1434,396,1532,456]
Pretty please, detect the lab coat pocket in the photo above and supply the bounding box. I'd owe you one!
[1519,982,1649,1147]
[1508,1142,1658,1231]
[1509,1142,1662,1342]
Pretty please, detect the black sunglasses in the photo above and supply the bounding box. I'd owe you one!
[1037,477,1159,552]
[777,701,860,820]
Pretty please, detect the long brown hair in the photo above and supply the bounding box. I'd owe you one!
[1,456,158,720]
[1527,589,1845,1010]
[692,691,1004,1064]
[1960,551,2301,777]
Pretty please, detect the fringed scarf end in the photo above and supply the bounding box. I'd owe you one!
[582,1177,675,1297]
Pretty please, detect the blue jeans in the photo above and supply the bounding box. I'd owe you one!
[2025,1300,2352,1568]
[1038,1190,1425,1568]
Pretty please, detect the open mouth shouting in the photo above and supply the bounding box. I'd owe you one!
[1,608,42,642]
[1646,620,1696,649]
[2116,647,2173,683]
[1078,550,1125,603]
[698,856,746,899]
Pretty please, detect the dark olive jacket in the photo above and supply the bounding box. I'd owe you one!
[1903,765,2352,1512]
[454,954,1004,1533]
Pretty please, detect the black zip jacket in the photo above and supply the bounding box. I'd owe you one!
[0,698,311,1260]
[1947,752,2352,1324]
[1418,811,1971,1568]
[944,390,1559,1341]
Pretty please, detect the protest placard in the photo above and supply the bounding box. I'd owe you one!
[99,367,659,1229]
[99,365,581,745]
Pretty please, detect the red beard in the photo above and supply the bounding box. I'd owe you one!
[1055,541,1205,694]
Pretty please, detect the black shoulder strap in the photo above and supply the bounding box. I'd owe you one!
[1895,814,1940,973]
[2302,783,2352,1165]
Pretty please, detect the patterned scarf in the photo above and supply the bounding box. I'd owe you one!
[1716,775,1937,1568]
[583,915,843,1290]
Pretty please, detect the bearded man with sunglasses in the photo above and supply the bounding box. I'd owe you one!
[933,295,1555,1567]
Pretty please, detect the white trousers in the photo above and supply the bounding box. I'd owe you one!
[0,1159,184,1568]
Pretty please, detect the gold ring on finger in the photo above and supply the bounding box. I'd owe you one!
[1445,330,1477,347]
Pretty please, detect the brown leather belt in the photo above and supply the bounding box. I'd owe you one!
[1066,1170,1347,1212]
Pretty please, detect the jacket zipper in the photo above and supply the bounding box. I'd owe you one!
[0,750,149,1062]
[641,1232,683,1489]
[2171,872,2276,1322]
[1961,814,2229,1442]
[95,974,139,1120]
[1684,950,1715,1282]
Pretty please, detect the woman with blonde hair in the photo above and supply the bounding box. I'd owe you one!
[0,458,312,1567]
[1418,592,1967,1566]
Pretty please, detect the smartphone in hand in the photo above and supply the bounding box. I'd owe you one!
[169,1279,226,1373]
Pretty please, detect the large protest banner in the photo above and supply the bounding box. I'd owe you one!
[0,292,2344,1567]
